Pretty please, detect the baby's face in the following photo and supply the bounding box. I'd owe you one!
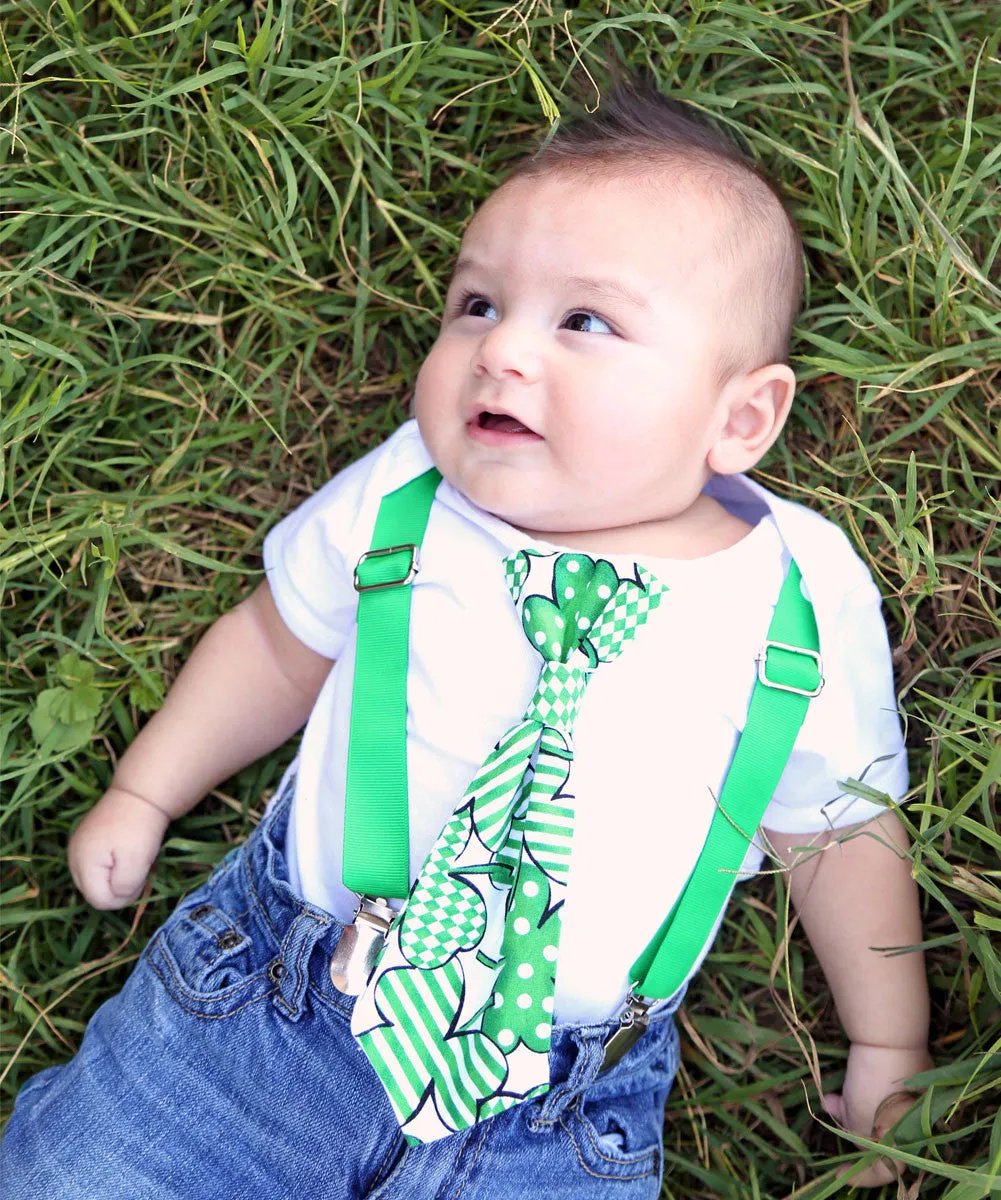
[414,172,736,537]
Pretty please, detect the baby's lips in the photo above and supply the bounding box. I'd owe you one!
[470,406,542,437]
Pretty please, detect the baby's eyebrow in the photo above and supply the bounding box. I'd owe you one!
[450,257,649,311]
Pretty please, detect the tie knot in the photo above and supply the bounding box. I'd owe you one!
[525,661,590,735]
[505,549,667,670]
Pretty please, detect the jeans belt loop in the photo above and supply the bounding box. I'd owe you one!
[272,910,330,1021]
[534,1026,610,1124]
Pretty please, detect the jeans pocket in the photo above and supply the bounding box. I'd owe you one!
[147,893,273,1019]
[560,1086,666,1186]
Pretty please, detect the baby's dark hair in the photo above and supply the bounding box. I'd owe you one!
[504,77,804,379]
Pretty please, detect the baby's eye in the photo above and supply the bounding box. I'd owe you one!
[449,290,615,336]
[563,310,613,336]
[465,297,497,320]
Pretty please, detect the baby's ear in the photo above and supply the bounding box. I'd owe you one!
[707,363,796,476]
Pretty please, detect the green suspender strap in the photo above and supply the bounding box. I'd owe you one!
[342,467,442,898]
[598,560,824,1067]
[627,563,822,1004]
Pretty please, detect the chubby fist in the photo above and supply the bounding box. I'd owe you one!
[824,1041,933,1187]
[68,787,171,909]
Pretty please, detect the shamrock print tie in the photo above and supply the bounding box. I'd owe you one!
[351,548,666,1145]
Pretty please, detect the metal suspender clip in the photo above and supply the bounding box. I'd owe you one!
[353,544,420,593]
[755,641,824,698]
[600,989,653,1073]
[329,895,397,995]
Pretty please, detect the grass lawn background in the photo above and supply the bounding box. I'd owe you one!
[1,1,998,1195]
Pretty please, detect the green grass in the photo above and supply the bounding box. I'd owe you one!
[1,1,999,1195]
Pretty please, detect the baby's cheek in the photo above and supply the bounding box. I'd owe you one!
[415,336,461,398]
[413,359,445,437]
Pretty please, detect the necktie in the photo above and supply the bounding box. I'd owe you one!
[351,547,666,1144]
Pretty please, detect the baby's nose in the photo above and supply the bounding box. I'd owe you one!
[472,320,544,382]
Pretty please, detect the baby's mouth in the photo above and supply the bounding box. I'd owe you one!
[474,411,538,436]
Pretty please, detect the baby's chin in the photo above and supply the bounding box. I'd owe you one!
[422,436,662,540]
[462,487,552,532]
[462,484,616,543]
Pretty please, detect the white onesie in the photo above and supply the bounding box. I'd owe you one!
[264,420,908,1024]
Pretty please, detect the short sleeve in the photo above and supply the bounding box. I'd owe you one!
[760,578,909,835]
[262,464,367,660]
[262,425,432,660]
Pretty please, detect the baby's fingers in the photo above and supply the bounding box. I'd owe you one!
[106,849,153,907]
[67,789,168,909]
[836,1156,902,1188]
[68,849,121,910]
[823,1090,908,1189]
[822,1091,847,1125]
[69,846,145,909]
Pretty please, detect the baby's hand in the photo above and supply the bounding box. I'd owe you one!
[68,787,171,909]
[823,1042,932,1187]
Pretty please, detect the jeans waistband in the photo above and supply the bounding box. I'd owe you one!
[240,777,684,1110]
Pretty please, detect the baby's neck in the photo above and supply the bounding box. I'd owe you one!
[513,493,754,562]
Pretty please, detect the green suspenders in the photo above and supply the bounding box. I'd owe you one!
[342,467,823,1059]
[342,467,440,898]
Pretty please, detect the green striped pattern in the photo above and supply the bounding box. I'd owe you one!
[359,960,508,1130]
[497,727,574,882]
[469,719,541,852]
[478,1083,549,1122]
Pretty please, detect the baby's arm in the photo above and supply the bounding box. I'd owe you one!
[764,811,932,1186]
[68,582,333,909]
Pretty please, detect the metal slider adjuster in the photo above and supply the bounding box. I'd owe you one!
[353,544,420,593]
[756,640,824,698]
[600,989,653,1073]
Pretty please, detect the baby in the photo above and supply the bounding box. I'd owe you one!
[3,84,931,1198]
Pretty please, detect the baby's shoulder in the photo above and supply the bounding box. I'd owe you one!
[708,474,876,598]
[266,420,435,578]
[301,421,432,523]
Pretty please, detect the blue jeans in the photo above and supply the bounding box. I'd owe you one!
[2,786,682,1199]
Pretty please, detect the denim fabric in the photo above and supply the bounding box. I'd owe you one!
[2,786,683,1200]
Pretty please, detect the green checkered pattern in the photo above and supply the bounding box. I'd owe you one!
[525,662,589,736]
[589,567,667,662]
[503,551,530,603]
[399,810,487,969]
